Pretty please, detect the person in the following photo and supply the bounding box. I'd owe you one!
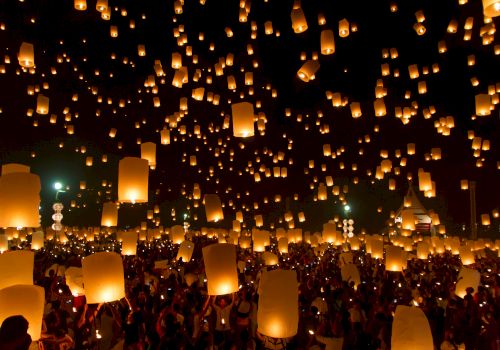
[212,294,235,349]
[0,315,32,350]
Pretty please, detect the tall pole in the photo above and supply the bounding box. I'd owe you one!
[469,181,477,240]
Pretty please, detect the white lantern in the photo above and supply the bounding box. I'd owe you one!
[202,243,238,295]
[118,157,149,203]
[82,252,125,304]
[391,306,433,350]
[65,267,85,296]
[176,240,194,262]
[0,251,34,290]
[0,172,41,228]
[232,102,255,137]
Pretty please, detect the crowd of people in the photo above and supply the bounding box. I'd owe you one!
[1,233,499,350]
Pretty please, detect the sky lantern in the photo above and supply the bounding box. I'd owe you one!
[455,267,480,298]
[204,194,224,222]
[121,231,137,256]
[0,172,41,228]
[278,237,289,253]
[36,94,49,115]
[0,251,34,290]
[1,163,30,174]
[475,94,491,116]
[176,240,194,262]
[232,102,255,137]
[262,251,278,266]
[18,42,34,68]
[257,270,298,338]
[118,157,149,204]
[74,0,87,10]
[31,231,44,250]
[141,142,157,169]
[0,285,45,341]
[320,29,335,54]
[483,0,500,17]
[101,202,118,227]
[338,18,350,37]
[202,243,238,295]
[65,267,84,297]
[297,60,320,82]
[170,225,185,244]
[341,263,360,289]
[385,245,404,272]
[160,128,170,145]
[417,242,430,259]
[82,252,125,304]
[391,306,433,350]
[459,246,475,265]
[291,6,308,33]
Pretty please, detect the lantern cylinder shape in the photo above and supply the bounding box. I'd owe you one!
[0,172,41,228]
[18,42,35,68]
[0,285,44,341]
[204,194,224,222]
[391,306,433,350]
[176,240,194,262]
[320,29,335,55]
[262,251,279,266]
[101,202,118,227]
[278,237,289,253]
[121,232,137,256]
[170,225,185,244]
[0,251,34,290]
[82,252,125,304]
[455,267,480,298]
[291,7,308,33]
[257,269,298,338]
[118,157,149,203]
[385,246,404,272]
[65,267,85,297]
[297,60,320,82]
[483,0,500,17]
[31,231,44,250]
[202,243,238,295]
[459,246,475,265]
[232,102,255,137]
[141,142,157,168]
[341,263,361,289]
[1,163,30,175]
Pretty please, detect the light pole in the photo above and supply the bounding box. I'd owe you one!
[52,182,66,232]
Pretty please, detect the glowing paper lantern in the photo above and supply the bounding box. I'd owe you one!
[253,230,269,252]
[481,214,491,226]
[320,29,335,55]
[262,251,278,266]
[0,251,34,290]
[176,240,194,262]
[482,0,500,17]
[291,7,308,33]
[0,172,40,228]
[118,157,149,203]
[371,239,384,259]
[121,232,137,256]
[141,142,157,169]
[1,164,30,175]
[297,60,320,82]
[0,285,44,341]
[18,42,35,68]
[278,237,289,253]
[459,246,475,265]
[416,242,429,259]
[385,246,404,272]
[82,252,125,304]
[455,267,480,298]
[401,209,415,231]
[202,243,238,295]
[341,263,360,289]
[257,270,298,338]
[0,235,8,252]
[36,94,49,115]
[31,231,44,250]
[65,267,84,296]
[101,202,118,227]
[74,0,87,10]
[204,194,224,222]
[391,306,433,350]
[232,102,255,137]
[170,225,185,244]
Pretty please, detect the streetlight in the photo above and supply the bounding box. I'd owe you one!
[344,204,351,213]
[52,182,66,231]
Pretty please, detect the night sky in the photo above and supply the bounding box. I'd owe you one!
[0,0,498,234]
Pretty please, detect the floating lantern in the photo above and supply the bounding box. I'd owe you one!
[391,306,433,350]
[291,7,308,33]
[82,252,125,304]
[202,243,238,295]
[204,194,224,222]
[177,240,194,262]
[297,60,320,82]
[170,225,185,244]
[141,142,157,169]
[0,285,44,341]
[482,0,500,17]
[262,251,278,266]
[101,202,118,227]
[232,102,255,137]
[341,263,360,289]
[278,237,289,253]
[320,29,335,55]
[36,94,49,115]
[121,232,137,256]
[257,270,298,338]
[18,42,34,68]
[385,245,404,272]
[459,246,475,265]
[65,267,84,296]
[0,172,41,228]
[455,267,480,298]
[118,157,149,203]
[31,231,44,250]
[0,251,34,290]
